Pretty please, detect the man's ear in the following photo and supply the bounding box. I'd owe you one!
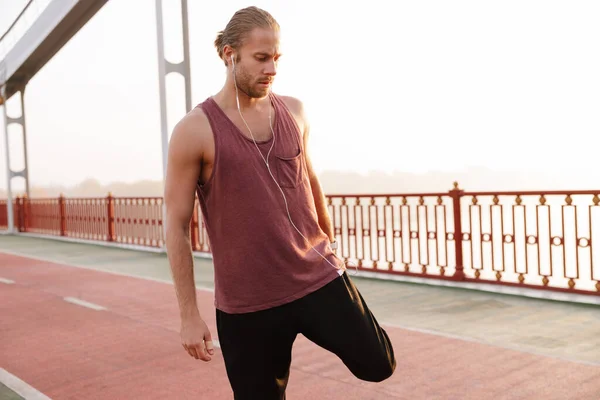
[223,45,234,66]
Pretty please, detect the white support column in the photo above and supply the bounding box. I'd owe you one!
[155,0,169,184]
[20,87,31,199]
[155,0,192,246]
[155,0,192,181]
[1,85,31,233]
[1,84,14,233]
[181,0,192,113]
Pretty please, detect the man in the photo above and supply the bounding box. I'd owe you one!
[164,6,396,399]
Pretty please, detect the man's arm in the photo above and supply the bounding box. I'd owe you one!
[164,114,202,319]
[164,110,214,361]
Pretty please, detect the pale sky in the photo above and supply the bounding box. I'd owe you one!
[1,0,599,192]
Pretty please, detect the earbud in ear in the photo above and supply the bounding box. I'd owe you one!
[230,55,234,65]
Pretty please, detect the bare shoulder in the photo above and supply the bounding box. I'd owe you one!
[279,95,305,115]
[278,95,309,135]
[164,106,213,219]
[168,106,213,159]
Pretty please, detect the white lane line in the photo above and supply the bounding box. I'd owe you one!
[0,368,52,400]
[63,297,106,311]
[0,277,15,284]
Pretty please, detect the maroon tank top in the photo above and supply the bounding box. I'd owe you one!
[196,93,341,314]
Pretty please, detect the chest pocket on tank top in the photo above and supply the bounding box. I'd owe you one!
[275,147,303,189]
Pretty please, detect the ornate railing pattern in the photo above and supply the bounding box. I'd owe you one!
[327,185,599,295]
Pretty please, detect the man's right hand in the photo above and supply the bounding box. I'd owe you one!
[181,314,215,362]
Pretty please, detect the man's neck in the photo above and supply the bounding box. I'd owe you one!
[215,82,269,112]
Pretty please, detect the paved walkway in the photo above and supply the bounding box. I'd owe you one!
[0,235,599,399]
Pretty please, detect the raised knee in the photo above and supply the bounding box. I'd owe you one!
[355,355,396,383]
[372,356,396,382]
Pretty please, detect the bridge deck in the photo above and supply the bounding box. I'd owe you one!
[0,236,598,399]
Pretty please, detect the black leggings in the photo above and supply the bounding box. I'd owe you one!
[216,272,396,400]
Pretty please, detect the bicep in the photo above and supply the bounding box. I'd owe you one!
[164,120,203,231]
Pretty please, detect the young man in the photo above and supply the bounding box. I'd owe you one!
[164,6,396,399]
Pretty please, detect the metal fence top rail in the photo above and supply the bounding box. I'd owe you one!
[463,190,600,196]
[326,190,600,198]
[326,192,451,198]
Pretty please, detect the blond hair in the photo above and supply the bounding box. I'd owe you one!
[214,6,280,65]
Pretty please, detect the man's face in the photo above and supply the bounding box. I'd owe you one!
[232,27,281,99]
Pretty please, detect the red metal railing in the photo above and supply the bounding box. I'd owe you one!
[458,189,600,295]
[189,199,211,253]
[22,197,61,235]
[1,183,599,296]
[5,193,210,253]
[327,190,457,278]
[0,199,8,230]
[111,196,165,248]
[327,183,600,295]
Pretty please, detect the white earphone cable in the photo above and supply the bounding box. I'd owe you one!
[231,56,356,275]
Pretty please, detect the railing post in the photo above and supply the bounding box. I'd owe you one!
[21,193,28,232]
[107,192,115,242]
[59,193,66,236]
[190,200,199,251]
[14,196,22,232]
[450,181,465,280]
